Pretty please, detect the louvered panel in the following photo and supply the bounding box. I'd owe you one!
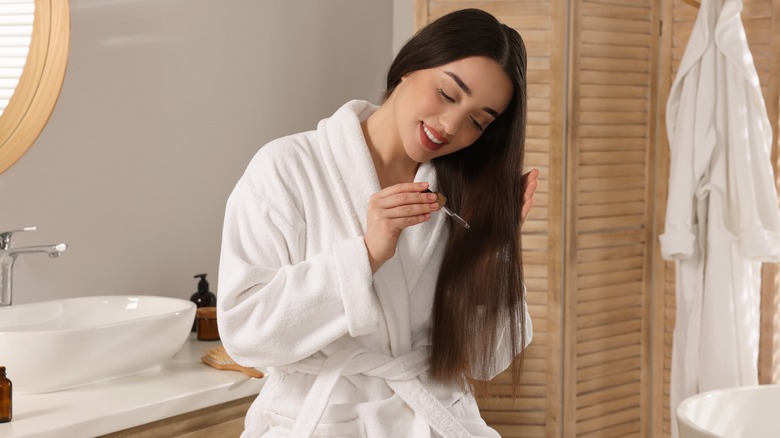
[577,294,643,315]
[579,319,643,339]
[483,410,547,424]
[584,0,650,7]
[579,215,644,232]
[577,382,642,406]
[578,345,642,370]
[579,202,645,217]
[579,270,644,290]
[579,164,645,177]
[577,266,644,290]
[578,176,646,191]
[579,422,641,438]
[579,256,645,276]
[577,230,647,250]
[577,393,640,433]
[580,110,648,123]
[579,394,642,425]
[580,151,646,163]
[578,306,643,329]
[579,188,645,204]
[580,15,651,32]
[492,424,547,437]
[577,244,645,263]
[577,369,642,393]
[569,0,655,436]
[580,98,648,112]
[428,1,551,18]
[579,279,644,298]
[580,43,654,60]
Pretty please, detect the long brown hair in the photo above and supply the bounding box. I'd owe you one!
[384,9,528,390]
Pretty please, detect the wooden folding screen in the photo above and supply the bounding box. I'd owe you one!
[417,1,658,436]
[416,1,780,437]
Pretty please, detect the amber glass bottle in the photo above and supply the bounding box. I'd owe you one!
[0,366,11,423]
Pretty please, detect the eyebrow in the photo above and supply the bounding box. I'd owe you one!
[444,71,501,118]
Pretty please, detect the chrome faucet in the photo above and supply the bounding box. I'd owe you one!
[0,227,67,307]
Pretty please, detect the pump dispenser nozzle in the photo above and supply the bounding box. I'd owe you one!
[195,274,209,293]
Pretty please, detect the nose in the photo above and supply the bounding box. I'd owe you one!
[439,111,466,136]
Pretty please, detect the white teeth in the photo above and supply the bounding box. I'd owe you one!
[423,125,444,145]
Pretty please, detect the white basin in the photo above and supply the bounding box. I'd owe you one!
[0,295,195,394]
[677,384,780,438]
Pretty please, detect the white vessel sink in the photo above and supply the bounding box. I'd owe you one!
[0,295,196,394]
[677,384,780,438]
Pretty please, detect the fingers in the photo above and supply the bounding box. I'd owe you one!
[364,181,439,272]
[520,168,540,227]
[369,183,440,219]
[521,198,534,224]
[375,181,429,199]
[375,194,440,218]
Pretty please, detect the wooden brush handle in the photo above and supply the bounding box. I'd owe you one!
[202,355,264,378]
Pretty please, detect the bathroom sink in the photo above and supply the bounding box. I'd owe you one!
[0,295,196,394]
[677,384,780,438]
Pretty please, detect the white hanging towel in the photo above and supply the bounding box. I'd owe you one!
[660,0,780,436]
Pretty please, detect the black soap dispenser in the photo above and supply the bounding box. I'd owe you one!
[190,273,217,332]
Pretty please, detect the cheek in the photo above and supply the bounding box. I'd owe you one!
[459,131,482,148]
[407,87,441,118]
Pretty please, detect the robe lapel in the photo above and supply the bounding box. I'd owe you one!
[317,100,416,356]
[317,100,380,234]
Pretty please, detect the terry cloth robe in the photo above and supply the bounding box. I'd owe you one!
[660,0,780,436]
[217,100,533,438]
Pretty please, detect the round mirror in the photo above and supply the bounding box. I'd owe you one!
[0,0,69,174]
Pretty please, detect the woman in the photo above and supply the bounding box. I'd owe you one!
[218,8,539,437]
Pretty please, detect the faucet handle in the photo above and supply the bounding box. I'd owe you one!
[0,227,37,250]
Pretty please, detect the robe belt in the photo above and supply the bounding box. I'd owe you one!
[280,347,472,438]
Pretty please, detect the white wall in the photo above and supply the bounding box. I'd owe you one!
[392,0,414,56]
[0,0,393,304]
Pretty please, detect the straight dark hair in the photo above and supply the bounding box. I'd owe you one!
[384,9,528,391]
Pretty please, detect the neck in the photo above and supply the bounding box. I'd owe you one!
[361,102,419,188]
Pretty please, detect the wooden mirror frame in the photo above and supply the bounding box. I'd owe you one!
[0,0,69,174]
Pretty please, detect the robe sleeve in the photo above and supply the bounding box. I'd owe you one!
[659,61,716,261]
[721,36,780,261]
[217,178,381,368]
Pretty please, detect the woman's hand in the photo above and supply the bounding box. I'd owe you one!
[521,168,539,228]
[364,182,440,273]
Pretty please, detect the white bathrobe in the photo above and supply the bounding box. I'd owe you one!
[660,0,780,436]
[218,100,532,437]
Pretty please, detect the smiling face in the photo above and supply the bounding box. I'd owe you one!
[389,56,514,163]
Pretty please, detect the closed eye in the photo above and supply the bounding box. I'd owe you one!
[470,117,484,131]
[437,89,455,103]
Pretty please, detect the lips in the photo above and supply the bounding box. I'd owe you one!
[419,122,449,151]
